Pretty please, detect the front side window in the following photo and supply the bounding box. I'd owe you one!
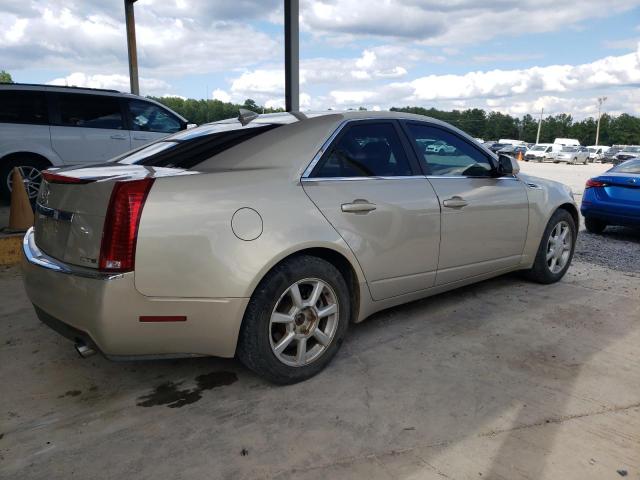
[129,100,182,133]
[406,123,493,177]
[58,94,123,129]
[313,123,412,178]
[0,90,48,125]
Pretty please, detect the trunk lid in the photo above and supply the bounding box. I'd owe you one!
[34,165,193,268]
[592,174,640,206]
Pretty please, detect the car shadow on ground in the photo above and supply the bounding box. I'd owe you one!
[1,263,638,479]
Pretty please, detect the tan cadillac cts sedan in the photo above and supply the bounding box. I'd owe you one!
[22,111,578,384]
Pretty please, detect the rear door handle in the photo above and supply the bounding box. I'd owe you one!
[341,200,377,214]
[442,196,468,208]
[110,134,127,140]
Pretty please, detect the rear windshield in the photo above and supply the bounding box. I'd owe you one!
[622,146,640,153]
[114,123,279,169]
[612,159,640,173]
[561,146,578,152]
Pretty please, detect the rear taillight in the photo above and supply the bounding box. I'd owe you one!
[99,178,154,272]
[42,171,92,184]
[585,178,607,188]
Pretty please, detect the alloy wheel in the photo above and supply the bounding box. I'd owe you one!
[546,221,572,274]
[269,278,339,367]
[6,166,42,199]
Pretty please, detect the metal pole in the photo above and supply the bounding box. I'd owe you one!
[535,107,543,144]
[595,96,607,147]
[284,0,299,112]
[125,0,140,95]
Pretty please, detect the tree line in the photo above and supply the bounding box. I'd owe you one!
[153,96,640,146]
[2,69,638,146]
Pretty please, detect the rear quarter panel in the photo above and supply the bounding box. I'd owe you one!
[134,170,366,299]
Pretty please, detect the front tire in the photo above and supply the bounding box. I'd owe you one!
[237,255,350,384]
[524,209,576,284]
[585,217,606,234]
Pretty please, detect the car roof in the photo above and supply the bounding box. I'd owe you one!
[191,110,495,177]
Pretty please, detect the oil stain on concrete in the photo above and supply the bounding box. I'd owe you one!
[136,371,237,408]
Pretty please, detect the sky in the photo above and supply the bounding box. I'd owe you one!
[1,0,640,119]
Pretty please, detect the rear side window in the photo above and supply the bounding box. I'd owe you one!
[128,100,182,133]
[0,90,48,125]
[312,123,412,177]
[57,93,124,129]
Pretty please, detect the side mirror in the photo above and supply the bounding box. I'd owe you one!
[497,154,520,176]
[186,123,198,129]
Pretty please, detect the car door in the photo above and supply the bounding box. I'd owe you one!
[127,99,183,149]
[302,120,441,301]
[402,121,529,286]
[49,93,131,164]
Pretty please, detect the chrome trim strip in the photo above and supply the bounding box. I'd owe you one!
[23,228,123,280]
[35,202,74,222]
[300,117,519,181]
[302,175,519,182]
[302,175,425,182]
[301,119,351,178]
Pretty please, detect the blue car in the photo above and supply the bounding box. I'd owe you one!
[581,158,640,233]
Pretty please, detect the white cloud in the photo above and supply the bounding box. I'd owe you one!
[221,43,640,116]
[47,72,171,95]
[330,90,377,105]
[301,0,640,46]
[212,88,231,102]
[1,2,279,76]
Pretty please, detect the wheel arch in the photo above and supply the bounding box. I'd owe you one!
[1,151,54,168]
[556,202,579,230]
[247,246,363,324]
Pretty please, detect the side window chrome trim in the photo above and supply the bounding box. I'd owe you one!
[303,175,520,183]
[302,119,350,178]
[302,117,409,179]
[302,175,425,182]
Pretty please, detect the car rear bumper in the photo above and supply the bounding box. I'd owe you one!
[22,228,248,359]
[581,205,640,226]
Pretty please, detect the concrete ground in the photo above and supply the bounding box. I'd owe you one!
[1,163,639,480]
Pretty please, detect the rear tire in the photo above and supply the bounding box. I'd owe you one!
[523,209,576,284]
[0,157,49,202]
[585,217,606,234]
[237,255,350,384]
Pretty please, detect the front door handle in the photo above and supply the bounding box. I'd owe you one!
[442,196,469,208]
[341,200,377,214]
[110,134,127,140]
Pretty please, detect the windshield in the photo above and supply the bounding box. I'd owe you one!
[531,145,547,151]
[561,146,578,152]
[612,159,640,173]
[622,146,640,153]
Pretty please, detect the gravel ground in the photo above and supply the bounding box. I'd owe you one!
[519,162,640,275]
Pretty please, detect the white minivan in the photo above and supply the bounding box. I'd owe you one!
[0,84,190,199]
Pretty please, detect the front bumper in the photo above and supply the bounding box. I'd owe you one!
[22,228,248,358]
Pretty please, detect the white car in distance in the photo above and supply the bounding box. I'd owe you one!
[0,83,191,200]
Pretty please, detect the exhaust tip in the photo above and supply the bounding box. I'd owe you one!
[75,341,96,358]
